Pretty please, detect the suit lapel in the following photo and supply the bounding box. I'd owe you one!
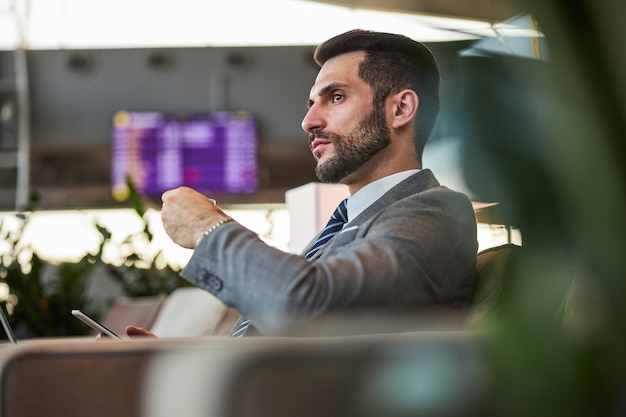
[349,169,440,227]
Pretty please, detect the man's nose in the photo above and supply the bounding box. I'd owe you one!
[301,106,324,133]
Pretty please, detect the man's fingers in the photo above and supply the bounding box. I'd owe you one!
[125,325,158,339]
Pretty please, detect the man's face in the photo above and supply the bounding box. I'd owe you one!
[302,52,390,184]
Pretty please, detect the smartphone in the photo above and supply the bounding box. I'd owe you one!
[71,309,122,340]
[0,304,17,344]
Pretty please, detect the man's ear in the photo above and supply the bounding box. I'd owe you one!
[389,89,419,129]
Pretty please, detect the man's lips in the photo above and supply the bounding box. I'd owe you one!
[311,138,331,154]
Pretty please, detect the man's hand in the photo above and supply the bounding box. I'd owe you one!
[161,186,229,249]
[125,325,158,339]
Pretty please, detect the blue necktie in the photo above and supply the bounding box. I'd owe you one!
[305,198,349,259]
[231,318,250,338]
[231,198,348,337]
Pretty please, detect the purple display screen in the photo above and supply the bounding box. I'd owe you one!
[111,111,258,201]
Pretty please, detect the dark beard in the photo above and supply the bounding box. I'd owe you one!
[314,102,391,183]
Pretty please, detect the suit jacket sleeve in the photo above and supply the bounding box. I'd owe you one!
[180,171,478,335]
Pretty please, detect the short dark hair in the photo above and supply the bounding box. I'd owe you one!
[314,29,440,158]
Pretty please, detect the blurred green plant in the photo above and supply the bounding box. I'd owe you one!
[103,177,189,297]
[0,178,187,339]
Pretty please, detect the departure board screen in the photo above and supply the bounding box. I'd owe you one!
[111,110,258,201]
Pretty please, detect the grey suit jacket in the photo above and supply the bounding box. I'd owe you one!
[181,169,478,335]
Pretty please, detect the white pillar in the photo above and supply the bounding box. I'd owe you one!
[285,182,349,254]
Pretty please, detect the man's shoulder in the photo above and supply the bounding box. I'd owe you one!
[389,169,472,205]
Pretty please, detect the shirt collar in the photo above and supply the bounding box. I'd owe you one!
[346,169,421,222]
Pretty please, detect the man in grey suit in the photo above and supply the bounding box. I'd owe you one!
[129,29,478,337]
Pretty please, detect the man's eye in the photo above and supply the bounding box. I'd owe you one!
[331,94,343,103]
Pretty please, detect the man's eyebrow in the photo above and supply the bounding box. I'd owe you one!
[307,82,348,108]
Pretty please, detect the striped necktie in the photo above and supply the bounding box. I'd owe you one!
[230,198,348,338]
[306,198,349,259]
[230,317,250,338]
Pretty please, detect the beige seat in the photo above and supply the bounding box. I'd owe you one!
[0,337,210,417]
[100,287,239,338]
[149,287,239,338]
[100,294,167,337]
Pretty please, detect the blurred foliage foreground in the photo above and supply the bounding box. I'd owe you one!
[0,182,187,339]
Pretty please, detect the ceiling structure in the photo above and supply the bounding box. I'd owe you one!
[0,0,527,50]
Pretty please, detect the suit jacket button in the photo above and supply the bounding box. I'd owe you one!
[207,275,223,291]
[200,272,223,291]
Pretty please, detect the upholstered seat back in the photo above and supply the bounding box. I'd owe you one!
[468,243,521,328]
